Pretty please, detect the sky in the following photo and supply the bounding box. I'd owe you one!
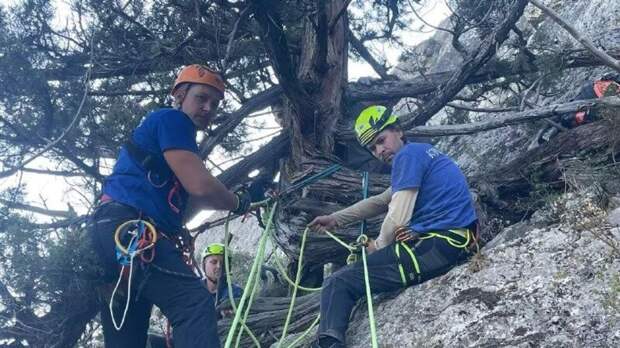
[0,0,450,225]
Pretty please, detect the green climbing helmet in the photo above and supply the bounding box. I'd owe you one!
[354,105,399,146]
[201,242,226,262]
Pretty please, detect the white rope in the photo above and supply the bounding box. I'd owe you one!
[109,235,138,331]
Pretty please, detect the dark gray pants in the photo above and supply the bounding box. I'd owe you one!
[89,202,220,348]
[318,232,473,344]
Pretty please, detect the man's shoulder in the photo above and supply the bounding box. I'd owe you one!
[140,108,196,139]
[144,108,189,124]
[396,142,432,159]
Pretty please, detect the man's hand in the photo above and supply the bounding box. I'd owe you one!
[365,238,377,254]
[308,215,338,233]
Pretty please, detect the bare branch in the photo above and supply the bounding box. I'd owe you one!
[348,28,393,80]
[222,6,251,70]
[406,96,620,137]
[20,167,84,177]
[249,0,315,122]
[329,0,352,33]
[0,199,75,218]
[198,86,283,157]
[337,96,620,140]
[30,216,88,229]
[446,103,519,113]
[529,0,620,73]
[217,133,289,187]
[407,0,454,34]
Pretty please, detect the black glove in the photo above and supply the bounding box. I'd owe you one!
[232,188,252,215]
[247,176,272,202]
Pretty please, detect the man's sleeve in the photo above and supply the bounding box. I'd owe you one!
[158,111,199,153]
[232,284,244,298]
[330,187,392,227]
[391,147,431,192]
[374,189,418,249]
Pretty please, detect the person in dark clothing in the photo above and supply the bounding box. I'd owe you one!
[532,73,620,148]
[308,105,478,348]
[88,64,262,348]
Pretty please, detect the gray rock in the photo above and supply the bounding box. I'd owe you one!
[607,207,620,227]
[344,222,620,348]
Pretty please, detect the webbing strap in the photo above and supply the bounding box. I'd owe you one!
[396,229,473,285]
[395,243,420,286]
[395,244,406,286]
[125,139,173,180]
[418,229,471,248]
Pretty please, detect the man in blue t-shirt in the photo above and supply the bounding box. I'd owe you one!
[88,65,264,348]
[308,105,478,348]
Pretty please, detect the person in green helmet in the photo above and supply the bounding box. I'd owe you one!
[200,243,243,318]
[308,105,478,348]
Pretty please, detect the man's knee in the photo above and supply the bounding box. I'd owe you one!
[322,266,357,291]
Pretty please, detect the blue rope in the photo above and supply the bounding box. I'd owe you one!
[281,164,342,196]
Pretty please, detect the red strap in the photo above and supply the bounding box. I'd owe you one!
[100,194,113,203]
[593,80,619,97]
[575,111,587,125]
[167,180,182,214]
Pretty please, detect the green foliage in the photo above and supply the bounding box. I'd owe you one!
[0,208,99,346]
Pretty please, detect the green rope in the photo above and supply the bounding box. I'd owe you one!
[235,225,271,348]
[272,250,321,292]
[358,171,378,347]
[224,201,278,348]
[361,242,379,348]
[223,214,261,347]
[323,230,356,251]
[281,164,342,196]
[285,314,320,348]
[277,226,310,347]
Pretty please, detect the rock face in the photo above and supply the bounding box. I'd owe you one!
[395,0,620,176]
[195,211,270,258]
[344,190,620,347]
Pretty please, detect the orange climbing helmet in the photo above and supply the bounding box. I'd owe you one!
[171,64,226,96]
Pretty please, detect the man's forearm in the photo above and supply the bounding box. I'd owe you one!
[330,188,392,227]
[375,189,417,249]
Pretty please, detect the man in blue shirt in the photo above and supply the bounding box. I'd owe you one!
[88,65,260,348]
[308,105,478,348]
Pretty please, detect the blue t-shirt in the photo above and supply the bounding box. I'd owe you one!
[103,108,198,232]
[391,143,477,233]
[213,282,244,306]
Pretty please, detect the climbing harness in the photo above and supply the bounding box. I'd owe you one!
[394,227,478,286]
[109,219,158,330]
[124,138,185,214]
